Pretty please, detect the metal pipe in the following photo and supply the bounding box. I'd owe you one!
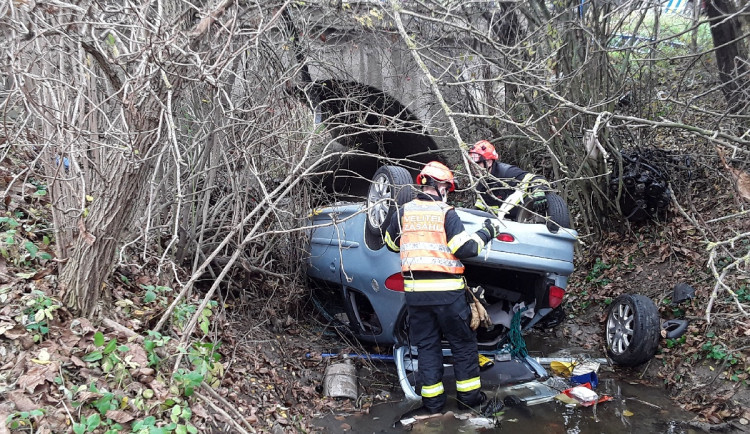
[534,357,609,365]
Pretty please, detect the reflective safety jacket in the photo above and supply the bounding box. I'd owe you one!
[384,192,493,305]
[400,200,465,276]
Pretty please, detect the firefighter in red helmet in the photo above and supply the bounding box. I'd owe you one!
[468,140,551,220]
[384,161,500,415]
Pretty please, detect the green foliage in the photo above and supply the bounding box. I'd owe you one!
[22,290,61,342]
[72,413,101,434]
[173,300,216,335]
[585,258,611,286]
[172,369,204,397]
[188,341,223,388]
[144,330,171,368]
[132,413,198,434]
[198,301,217,335]
[173,303,197,329]
[665,334,686,348]
[83,332,133,380]
[0,213,53,266]
[141,284,173,304]
[734,285,749,303]
[701,340,739,364]
[5,409,44,431]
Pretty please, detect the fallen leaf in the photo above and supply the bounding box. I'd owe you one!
[105,410,134,424]
[7,391,37,412]
[623,410,634,417]
[31,348,51,364]
[1,326,27,340]
[17,360,60,393]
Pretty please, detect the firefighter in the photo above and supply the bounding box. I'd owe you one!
[384,161,501,414]
[468,140,551,220]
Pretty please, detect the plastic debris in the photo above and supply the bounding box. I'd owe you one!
[550,361,575,377]
[672,282,695,304]
[556,383,613,407]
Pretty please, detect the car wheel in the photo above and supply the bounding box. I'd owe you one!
[516,193,571,232]
[366,166,414,237]
[394,345,421,401]
[605,294,660,366]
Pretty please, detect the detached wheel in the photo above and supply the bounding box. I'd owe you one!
[366,166,414,237]
[606,294,660,366]
[516,193,571,232]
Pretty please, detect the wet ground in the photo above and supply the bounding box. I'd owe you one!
[313,333,702,433]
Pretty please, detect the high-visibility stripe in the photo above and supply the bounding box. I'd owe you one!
[403,256,464,269]
[456,376,481,392]
[421,382,444,398]
[475,197,500,211]
[384,231,399,251]
[447,231,473,253]
[402,242,451,253]
[404,278,465,292]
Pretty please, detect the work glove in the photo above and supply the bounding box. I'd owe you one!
[531,190,548,212]
[471,285,490,308]
[481,218,501,239]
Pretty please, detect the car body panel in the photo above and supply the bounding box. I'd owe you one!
[306,202,578,345]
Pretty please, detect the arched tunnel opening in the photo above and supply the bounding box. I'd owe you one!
[311,80,439,200]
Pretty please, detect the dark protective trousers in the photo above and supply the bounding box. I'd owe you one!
[407,296,482,412]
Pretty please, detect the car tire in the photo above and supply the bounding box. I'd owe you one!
[366,166,414,237]
[605,294,660,367]
[516,192,571,232]
[544,192,571,231]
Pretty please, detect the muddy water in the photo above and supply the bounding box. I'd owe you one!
[313,334,701,433]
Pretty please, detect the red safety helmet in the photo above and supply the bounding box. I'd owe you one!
[468,140,499,163]
[416,161,455,192]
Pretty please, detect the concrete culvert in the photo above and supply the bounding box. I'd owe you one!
[310,80,438,200]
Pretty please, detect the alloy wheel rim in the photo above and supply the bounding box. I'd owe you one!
[606,302,634,355]
[367,174,392,228]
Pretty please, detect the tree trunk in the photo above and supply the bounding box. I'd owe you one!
[706,0,749,112]
[57,162,153,316]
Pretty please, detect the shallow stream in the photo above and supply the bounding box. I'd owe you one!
[313,333,702,433]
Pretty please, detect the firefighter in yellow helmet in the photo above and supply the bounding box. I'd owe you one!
[384,161,500,415]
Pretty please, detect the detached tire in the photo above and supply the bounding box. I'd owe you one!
[605,294,660,366]
[366,166,414,237]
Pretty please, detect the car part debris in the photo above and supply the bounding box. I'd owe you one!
[323,357,358,400]
[661,319,689,339]
[605,294,660,366]
[672,282,695,304]
[609,148,692,221]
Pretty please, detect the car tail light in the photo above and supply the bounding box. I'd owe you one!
[385,273,405,292]
[548,285,565,308]
[496,233,515,242]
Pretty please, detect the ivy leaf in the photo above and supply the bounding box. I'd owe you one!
[94,332,105,347]
[24,241,38,259]
[144,290,156,303]
[103,339,118,355]
[82,351,103,362]
[86,413,101,430]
